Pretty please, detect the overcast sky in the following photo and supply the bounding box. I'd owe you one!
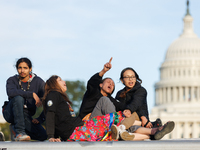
[0,0,200,115]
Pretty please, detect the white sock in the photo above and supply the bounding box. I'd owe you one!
[118,125,126,132]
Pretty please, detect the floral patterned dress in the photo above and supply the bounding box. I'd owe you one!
[67,111,124,141]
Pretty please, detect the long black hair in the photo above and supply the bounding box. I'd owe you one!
[120,67,142,84]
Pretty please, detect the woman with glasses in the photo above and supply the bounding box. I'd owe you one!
[115,67,161,130]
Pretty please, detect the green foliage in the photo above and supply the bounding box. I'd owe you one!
[65,80,86,115]
[32,106,46,126]
[0,122,11,141]
[32,106,43,118]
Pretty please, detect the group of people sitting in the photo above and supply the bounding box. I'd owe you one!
[1,57,175,142]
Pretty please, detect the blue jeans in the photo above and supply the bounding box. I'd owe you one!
[3,96,47,141]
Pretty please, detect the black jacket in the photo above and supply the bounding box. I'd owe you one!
[79,73,122,119]
[45,91,83,140]
[115,82,150,121]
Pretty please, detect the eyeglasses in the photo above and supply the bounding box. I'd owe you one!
[123,76,136,80]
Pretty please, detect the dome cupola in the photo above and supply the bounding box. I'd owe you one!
[158,0,200,86]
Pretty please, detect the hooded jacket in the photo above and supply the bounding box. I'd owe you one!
[115,82,150,121]
[6,73,45,119]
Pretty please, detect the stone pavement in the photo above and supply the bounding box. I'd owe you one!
[0,139,200,150]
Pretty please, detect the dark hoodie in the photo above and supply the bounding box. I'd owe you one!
[115,82,150,121]
[6,73,45,121]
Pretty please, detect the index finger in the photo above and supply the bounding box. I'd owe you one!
[109,57,113,63]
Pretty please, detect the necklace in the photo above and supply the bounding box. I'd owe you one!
[18,77,31,91]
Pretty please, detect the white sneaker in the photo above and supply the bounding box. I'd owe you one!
[111,124,135,141]
[14,134,31,141]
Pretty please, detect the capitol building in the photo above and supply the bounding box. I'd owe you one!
[150,1,200,139]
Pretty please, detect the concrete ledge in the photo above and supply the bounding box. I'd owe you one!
[0,139,200,150]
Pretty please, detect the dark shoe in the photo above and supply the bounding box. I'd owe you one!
[0,131,5,141]
[152,118,162,128]
[154,121,175,140]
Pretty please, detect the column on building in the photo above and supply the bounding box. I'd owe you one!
[173,87,177,103]
[173,121,179,139]
[155,89,159,105]
[192,122,198,138]
[188,86,191,101]
[159,88,163,104]
[179,86,183,102]
[167,87,171,103]
[163,87,166,104]
[183,122,189,138]
[191,86,194,102]
[198,86,200,101]
[185,86,189,102]
[193,87,197,101]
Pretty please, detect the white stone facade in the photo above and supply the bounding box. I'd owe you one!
[150,2,200,139]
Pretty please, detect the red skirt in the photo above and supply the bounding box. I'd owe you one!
[67,111,124,141]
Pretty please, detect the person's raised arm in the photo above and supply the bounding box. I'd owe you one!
[99,57,112,77]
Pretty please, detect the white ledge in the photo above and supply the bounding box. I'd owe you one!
[0,139,200,150]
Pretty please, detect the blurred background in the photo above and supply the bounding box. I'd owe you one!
[0,0,200,140]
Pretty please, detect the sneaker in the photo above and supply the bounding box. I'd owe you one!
[152,118,162,128]
[111,124,119,140]
[120,131,135,141]
[154,121,175,140]
[9,124,16,141]
[111,124,135,141]
[0,131,5,141]
[14,134,31,141]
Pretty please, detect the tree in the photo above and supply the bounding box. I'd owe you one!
[65,80,86,115]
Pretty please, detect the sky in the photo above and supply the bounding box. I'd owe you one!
[0,0,200,115]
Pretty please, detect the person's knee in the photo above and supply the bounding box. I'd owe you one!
[2,108,14,123]
[12,96,25,105]
[99,96,112,106]
[99,96,115,114]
